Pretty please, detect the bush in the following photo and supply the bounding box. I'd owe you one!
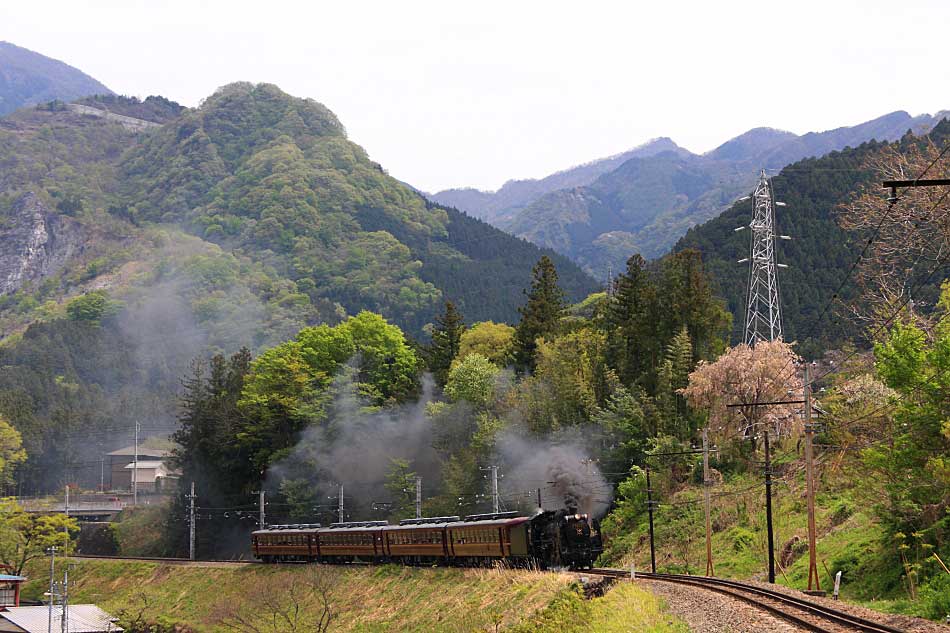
[918,572,950,621]
[730,526,756,553]
[65,291,121,322]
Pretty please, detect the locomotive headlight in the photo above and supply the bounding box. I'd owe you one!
[574,514,581,520]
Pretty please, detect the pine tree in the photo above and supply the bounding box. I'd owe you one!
[428,301,465,387]
[513,256,565,372]
[604,254,658,388]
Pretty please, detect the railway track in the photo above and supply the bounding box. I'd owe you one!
[589,568,906,633]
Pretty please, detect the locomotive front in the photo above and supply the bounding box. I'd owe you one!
[528,508,603,569]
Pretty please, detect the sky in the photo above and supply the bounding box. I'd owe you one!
[2,0,948,192]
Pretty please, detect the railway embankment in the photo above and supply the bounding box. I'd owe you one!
[19,558,687,632]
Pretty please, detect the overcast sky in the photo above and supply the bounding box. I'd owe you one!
[2,0,947,192]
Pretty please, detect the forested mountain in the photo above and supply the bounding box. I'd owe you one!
[675,119,950,354]
[446,111,945,276]
[0,82,595,492]
[428,137,687,225]
[0,41,112,115]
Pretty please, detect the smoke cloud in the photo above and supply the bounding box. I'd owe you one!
[496,429,612,519]
[266,369,442,520]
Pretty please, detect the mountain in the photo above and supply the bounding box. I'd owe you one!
[500,111,946,275]
[0,41,112,115]
[0,83,595,338]
[674,118,950,355]
[0,82,596,491]
[428,137,688,225]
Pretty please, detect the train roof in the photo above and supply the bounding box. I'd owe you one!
[444,516,530,529]
[253,514,533,535]
[252,523,322,535]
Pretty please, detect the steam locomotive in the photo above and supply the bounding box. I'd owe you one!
[252,509,602,569]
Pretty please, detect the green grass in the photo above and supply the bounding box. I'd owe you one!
[601,457,950,622]
[19,559,686,632]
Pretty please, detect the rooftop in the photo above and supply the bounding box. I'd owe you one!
[0,605,122,632]
[123,461,165,470]
[107,446,170,458]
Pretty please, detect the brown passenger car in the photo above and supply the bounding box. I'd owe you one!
[253,514,533,565]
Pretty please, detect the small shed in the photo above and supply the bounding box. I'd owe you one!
[0,605,122,632]
[123,460,177,492]
[106,446,170,491]
[0,575,25,610]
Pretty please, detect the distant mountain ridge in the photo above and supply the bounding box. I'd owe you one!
[428,137,688,225]
[0,41,112,115]
[458,110,946,275]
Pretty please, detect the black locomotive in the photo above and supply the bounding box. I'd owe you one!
[253,509,602,569]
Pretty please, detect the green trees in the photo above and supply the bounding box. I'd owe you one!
[0,415,26,490]
[869,285,950,539]
[427,301,465,387]
[513,256,566,372]
[0,499,79,575]
[168,349,253,557]
[457,321,515,367]
[444,354,499,409]
[65,291,120,323]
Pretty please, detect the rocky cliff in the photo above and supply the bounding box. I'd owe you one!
[0,193,84,296]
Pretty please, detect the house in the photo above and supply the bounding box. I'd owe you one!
[123,460,177,492]
[106,446,172,491]
[0,605,122,632]
[0,574,25,610]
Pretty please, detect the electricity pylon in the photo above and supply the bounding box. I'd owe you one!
[737,170,789,345]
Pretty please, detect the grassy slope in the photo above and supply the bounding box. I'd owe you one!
[20,560,686,632]
[601,449,943,619]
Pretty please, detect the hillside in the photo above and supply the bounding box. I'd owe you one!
[490,111,945,275]
[0,82,596,492]
[19,559,686,632]
[675,119,950,352]
[0,41,112,115]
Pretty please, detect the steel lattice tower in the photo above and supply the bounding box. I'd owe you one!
[741,170,784,345]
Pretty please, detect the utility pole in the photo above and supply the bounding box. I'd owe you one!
[763,428,775,584]
[803,364,821,592]
[415,476,422,519]
[60,565,68,633]
[537,488,542,510]
[63,486,70,554]
[737,170,789,345]
[258,490,266,529]
[132,421,140,506]
[479,466,500,513]
[187,482,196,561]
[645,466,656,574]
[338,483,345,523]
[703,427,714,577]
[47,546,58,633]
[490,466,499,513]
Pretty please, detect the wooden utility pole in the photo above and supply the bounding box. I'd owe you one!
[703,427,714,576]
[804,364,821,592]
[763,428,775,584]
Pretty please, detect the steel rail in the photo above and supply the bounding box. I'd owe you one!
[588,568,907,633]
